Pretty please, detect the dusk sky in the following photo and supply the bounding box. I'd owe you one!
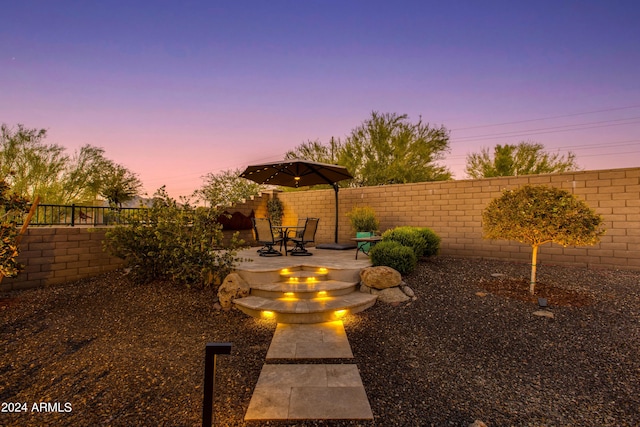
[2,1,639,198]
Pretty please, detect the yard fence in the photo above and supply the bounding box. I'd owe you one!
[16,204,147,227]
[3,167,640,292]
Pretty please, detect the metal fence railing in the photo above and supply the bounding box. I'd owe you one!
[15,204,148,227]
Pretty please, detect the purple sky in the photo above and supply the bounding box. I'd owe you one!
[2,1,639,198]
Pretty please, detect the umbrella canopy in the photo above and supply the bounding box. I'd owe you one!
[240,159,353,243]
[239,159,352,188]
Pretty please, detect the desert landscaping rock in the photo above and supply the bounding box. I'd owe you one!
[370,286,411,304]
[359,266,402,289]
[2,256,639,426]
[217,272,250,310]
[533,309,555,318]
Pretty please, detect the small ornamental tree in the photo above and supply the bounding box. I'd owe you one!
[483,185,605,294]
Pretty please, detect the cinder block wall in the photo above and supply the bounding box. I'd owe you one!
[2,228,124,291]
[273,167,640,270]
[5,168,638,291]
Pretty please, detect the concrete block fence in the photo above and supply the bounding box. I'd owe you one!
[272,167,640,271]
[2,228,124,291]
[4,167,639,291]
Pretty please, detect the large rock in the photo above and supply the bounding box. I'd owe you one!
[360,266,402,290]
[371,287,410,304]
[217,273,250,310]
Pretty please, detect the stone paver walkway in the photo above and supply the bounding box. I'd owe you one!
[266,321,354,359]
[245,321,373,421]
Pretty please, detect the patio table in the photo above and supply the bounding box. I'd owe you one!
[351,236,382,259]
[272,225,305,256]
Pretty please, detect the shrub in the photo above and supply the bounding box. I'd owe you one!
[382,226,441,258]
[347,206,379,233]
[104,186,244,288]
[0,179,29,278]
[369,240,417,275]
[415,227,441,257]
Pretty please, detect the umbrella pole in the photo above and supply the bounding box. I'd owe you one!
[333,183,339,243]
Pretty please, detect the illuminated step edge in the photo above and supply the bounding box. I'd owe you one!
[249,279,358,299]
[234,293,378,324]
[235,266,361,285]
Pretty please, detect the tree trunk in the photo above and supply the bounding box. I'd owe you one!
[530,244,538,295]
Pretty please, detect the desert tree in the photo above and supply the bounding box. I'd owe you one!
[339,112,452,186]
[99,163,143,207]
[465,141,579,179]
[197,169,262,214]
[482,185,605,294]
[1,124,138,205]
[285,137,342,164]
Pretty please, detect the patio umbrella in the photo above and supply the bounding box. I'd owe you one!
[239,159,353,244]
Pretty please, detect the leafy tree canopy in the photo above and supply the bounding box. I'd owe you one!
[1,124,141,205]
[285,138,341,164]
[197,169,262,213]
[340,112,452,186]
[483,185,605,293]
[99,164,143,207]
[465,141,579,179]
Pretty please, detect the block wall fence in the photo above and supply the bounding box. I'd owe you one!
[3,167,639,291]
[273,167,640,271]
[2,228,124,291]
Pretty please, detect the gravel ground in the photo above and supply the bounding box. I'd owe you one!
[1,256,639,426]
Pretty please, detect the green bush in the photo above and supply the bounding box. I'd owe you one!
[347,206,379,232]
[415,227,441,257]
[381,226,441,257]
[369,240,417,275]
[104,186,244,288]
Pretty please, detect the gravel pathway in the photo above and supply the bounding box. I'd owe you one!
[1,257,639,426]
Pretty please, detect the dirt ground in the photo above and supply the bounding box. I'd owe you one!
[1,256,639,426]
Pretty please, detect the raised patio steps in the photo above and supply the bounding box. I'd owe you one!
[233,265,377,324]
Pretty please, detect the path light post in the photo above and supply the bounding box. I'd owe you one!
[202,342,232,427]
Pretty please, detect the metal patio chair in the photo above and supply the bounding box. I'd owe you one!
[252,217,283,256]
[289,217,319,256]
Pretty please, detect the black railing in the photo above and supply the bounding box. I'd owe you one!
[16,204,148,227]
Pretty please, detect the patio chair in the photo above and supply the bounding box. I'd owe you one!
[289,217,319,256]
[252,217,283,257]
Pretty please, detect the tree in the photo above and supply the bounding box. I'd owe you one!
[1,124,68,202]
[59,145,114,204]
[1,124,140,205]
[197,169,262,214]
[483,185,605,294]
[465,141,579,179]
[285,138,342,164]
[339,112,451,186]
[99,163,143,207]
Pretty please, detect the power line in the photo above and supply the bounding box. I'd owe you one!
[451,104,640,131]
[452,117,640,142]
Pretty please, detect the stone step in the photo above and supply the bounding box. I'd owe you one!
[250,280,358,299]
[235,265,362,286]
[279,268,329,282]
[234,293,378,324]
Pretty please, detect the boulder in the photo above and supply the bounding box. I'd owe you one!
[400,285,415,298]
[360,266,402,290]
[469,421,488,427]
[371,287,410,304]
[217,273,250,310]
